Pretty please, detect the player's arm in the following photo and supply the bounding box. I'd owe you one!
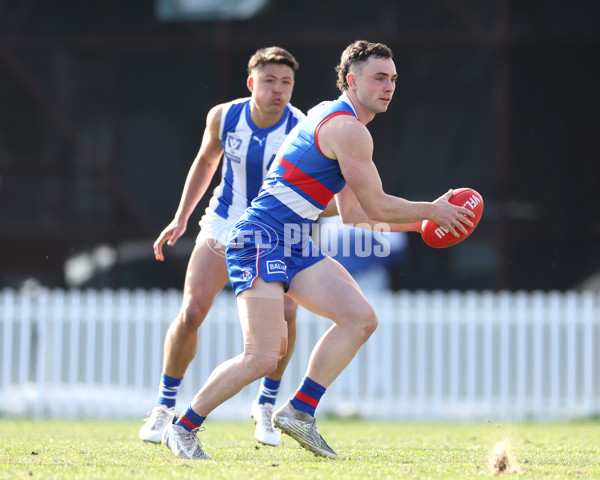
[154,105,225,261]
[319,115,474,237]
[319,198,339,217]
[334,184,421,233]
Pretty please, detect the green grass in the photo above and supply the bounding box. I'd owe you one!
[1,418,600,479]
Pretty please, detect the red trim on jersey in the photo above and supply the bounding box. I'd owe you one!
[278,157,334,206]
[314,111,355,158]
[294,391,319,407]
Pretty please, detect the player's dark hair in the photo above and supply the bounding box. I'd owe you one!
[335,40,393,92]
[247,46,299,74]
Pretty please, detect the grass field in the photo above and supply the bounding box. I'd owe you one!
[1,418,600,479]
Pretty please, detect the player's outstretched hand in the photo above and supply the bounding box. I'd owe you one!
[154,221,187,261]
[430,190,475,238]
[422,188,484,248]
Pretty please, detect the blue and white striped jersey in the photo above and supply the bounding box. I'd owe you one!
[205,97,306,223]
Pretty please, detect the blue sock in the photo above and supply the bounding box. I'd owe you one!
[256,377,281,406]
[156,372,182,408]
[290,376,326,416]
[176,405,206,432]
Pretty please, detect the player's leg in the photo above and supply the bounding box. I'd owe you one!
[165,278,288,458]
[287,256,377,387]
[187,278,287,415]
[251,295,298,445]
[139,238,229,443]
[272,256,378,458]
[162,238,229,378]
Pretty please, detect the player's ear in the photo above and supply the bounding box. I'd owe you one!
[247,75,254,93]
[346,72,356,89]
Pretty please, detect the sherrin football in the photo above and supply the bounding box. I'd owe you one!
[421,188,484,248]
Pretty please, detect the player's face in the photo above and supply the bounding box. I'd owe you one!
[248,63,295,116]
[353,57,397,114]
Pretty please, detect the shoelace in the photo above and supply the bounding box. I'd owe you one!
[146,407,173,430]
[258,404,274,431]
[307,418,321,439]
[178,427,205,452]
[306,418,332,450]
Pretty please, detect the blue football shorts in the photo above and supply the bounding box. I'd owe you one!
[226,220,326,296]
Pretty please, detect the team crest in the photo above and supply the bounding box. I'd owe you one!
[241,267,253,281]
[225,132,243,163]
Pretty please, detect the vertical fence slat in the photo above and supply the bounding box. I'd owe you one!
[431,292,445,411]
[100,289,114,416]
[84,290,97,392]
[447,291,461,410]
[565,292,579,411]
[582,292,596,412]
[397,291,410,411]
[133,290,146,394]
[481,291,495,409]
[17,292,32,389]
[531,291,546,416]
[1,290,16,411]
[548,292,562,414]
[464,291,478,408]
[498,292,512,416]
[34,289,49,418]
[49,290,65,417]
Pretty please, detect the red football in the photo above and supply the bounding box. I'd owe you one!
[421,188,484,248]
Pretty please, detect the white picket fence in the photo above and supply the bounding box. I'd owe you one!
[1,288,599,421]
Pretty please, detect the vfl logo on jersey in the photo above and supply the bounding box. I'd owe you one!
[241,267,253,281]
[225,132,243,163]
[266,260,287,275]
[434,194,482,239]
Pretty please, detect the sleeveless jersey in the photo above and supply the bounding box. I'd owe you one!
[241,94,357,233]
[206,97,306,222]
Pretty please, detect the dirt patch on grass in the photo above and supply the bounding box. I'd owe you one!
[489,440,521,474]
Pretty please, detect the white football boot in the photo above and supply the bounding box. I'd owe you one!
[162,423,211,460]
[139,405,176,443]
[272,401,338,459]
[250,402,282,446]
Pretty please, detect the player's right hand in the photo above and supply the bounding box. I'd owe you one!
[430,190,475,238]
[153,221,186,261]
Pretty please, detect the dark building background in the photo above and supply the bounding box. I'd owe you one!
[1,0,599,291]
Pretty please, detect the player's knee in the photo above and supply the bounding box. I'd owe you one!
[178,299,210,330]
[283,306,297,326]
[355,305,378,341]
[243,353,279,379]
[364,308,379,336]
[283,298,298,323]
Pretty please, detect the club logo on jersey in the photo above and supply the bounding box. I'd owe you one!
[225,132,243,163]
[266,260,287,275]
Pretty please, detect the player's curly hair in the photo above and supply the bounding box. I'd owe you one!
[335,40,393,92]
[248,46,299,74]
